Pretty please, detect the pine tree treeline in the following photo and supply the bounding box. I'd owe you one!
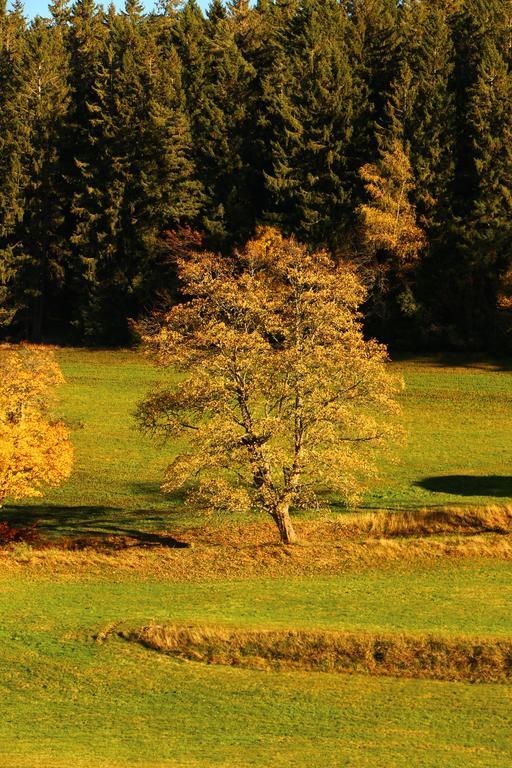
[1,0,511,349]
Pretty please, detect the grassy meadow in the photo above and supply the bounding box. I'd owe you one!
[2,349,512,766]
[6,349,512,535]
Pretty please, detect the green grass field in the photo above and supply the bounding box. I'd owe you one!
[2,349,512,766]
[1,562,512,767]
[6,349,512,537]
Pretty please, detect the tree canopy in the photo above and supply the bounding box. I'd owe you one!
[0,346,73,505]
[1,0,511,350]
[136,228,402,543]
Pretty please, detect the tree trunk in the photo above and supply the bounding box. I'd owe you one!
[32,293,44,343]
[271,502,298,544]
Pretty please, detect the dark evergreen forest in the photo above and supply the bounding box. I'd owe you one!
[1,0,512,349]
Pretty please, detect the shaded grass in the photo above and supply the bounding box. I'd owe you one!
[128,623,512,682]
[6,502,512,549]
[3,504,512,580]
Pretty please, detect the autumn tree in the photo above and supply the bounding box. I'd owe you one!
[359,138,425,260]
[357,79,426,333]
[136,228,402,544]
[0,346,73,506]
[358,73,426,271]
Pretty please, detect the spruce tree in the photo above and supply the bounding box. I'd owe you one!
[48,0,71,26]
[450,0,512,344]
[346,0,401,180]
[0,16,70,338]
[402,0,456,232]
[264,0,355,248]
[465,39,512,340]
[174,0,207,139]
[71,2,201,342]
[188,0,256,248]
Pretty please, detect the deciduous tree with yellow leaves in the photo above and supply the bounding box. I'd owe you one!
[358,138,425,269]
[136,228,402,544]
[0,346,73,506]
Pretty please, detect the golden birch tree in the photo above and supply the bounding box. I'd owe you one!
[136,228,402,544]
[0,346,73,506]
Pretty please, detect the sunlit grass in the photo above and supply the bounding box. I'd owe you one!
[1,563,512,767]
[5,349,512,537]
[2,350,512,766]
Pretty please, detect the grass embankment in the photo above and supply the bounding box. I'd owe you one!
[128,624,512,683]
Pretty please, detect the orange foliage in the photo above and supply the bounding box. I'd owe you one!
[0,346,73,505]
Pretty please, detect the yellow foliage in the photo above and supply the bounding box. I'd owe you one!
[136,228,403,543]
[497,267,512,310]
[0,346,74,505]
[359,138,426,267]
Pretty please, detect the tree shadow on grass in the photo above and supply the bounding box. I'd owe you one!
[1,504,189,547]
[392,352,512,372]
[129,481,169,504]
[415,475,512,498]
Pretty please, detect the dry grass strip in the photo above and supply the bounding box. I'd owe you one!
[320,504,512,539]
[2,505,512,580]
[2,532,512,580]
[126,623,512,683]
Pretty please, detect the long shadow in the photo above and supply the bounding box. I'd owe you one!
[1,504,189,547]
[129,482,168,504]
[415,475,512,498]
[392,352,512,372]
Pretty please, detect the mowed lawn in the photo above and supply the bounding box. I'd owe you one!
[2,349,512,767]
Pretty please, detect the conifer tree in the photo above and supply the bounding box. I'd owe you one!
[66,0,107,336]
[0,1,26,327]
[450,0,512,342]
[188,0,256,248]
[0,16,70,338]
[71,2,201,341]
[48,0,71,26]
[346,0,401,180]
[402,0,456,232]
[465,39,512,338]
[174,0,207,153]
[264,0,355,248]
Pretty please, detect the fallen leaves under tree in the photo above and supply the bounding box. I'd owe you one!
[136,228,402,544]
